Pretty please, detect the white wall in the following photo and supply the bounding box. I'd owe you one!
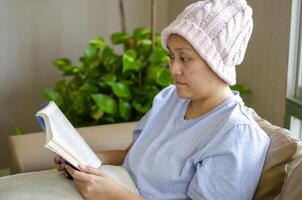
[0,0,169,169]
[236,0,291,126]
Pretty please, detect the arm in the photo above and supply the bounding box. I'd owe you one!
[96,143,133,165]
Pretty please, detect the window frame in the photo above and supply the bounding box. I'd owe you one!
[285,0,302,137]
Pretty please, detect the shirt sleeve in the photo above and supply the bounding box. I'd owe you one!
[187,124,270,200]
[132,110,150,144]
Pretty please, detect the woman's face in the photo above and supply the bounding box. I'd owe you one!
[167,34,223,100]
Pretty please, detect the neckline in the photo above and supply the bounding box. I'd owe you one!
[177,91,241,125]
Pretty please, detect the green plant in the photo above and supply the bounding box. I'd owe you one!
[44,27,172,127]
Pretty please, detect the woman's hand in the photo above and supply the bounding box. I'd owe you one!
[66,164,124,200]
[53,155,72,179]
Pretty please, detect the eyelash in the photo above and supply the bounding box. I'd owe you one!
[168,54,191,63]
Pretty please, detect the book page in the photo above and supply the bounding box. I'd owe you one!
[45,140,80,169]
[37,102,101,169]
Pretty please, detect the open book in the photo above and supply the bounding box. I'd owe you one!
[35,101,139,194]
[36,101,101,169]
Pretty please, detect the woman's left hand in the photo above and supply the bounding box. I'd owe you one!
[66,164,123,200]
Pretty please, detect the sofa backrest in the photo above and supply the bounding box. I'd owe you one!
[8,122,136,174]
[252,110,302,200]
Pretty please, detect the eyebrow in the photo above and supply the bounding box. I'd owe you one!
[167,45,194,52]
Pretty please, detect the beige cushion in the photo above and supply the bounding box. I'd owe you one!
[278,150,302,200]
[0,169,82,200]
[252,111,297,200]
[0,166,139,200]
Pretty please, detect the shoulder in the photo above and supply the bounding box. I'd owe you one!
[222,105,270,143]
[154,85,177,101]
[202,112,270,161]
[152,85,180,107]
[136,85,179,127]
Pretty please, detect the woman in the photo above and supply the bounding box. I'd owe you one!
[55,0,270,199]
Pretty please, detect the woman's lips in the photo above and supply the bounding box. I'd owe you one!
[175,81,187,86]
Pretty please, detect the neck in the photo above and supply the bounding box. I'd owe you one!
[184,86,233,120]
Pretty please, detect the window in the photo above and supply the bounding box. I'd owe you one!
[285,0,302,138]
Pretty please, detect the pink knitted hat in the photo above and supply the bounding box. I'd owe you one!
[161,0,253,85]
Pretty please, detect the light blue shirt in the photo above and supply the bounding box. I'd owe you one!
[122,85,270,200]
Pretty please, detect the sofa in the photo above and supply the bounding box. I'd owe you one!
[5,110,302,200]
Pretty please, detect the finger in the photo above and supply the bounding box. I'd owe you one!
[57,163,66,171]
[74,179,86,186]
[63,170,73,180]
[54,155,61,164]
[66,165,92,182]
[79,164,104,176]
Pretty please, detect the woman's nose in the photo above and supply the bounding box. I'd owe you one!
[169,61,182,75]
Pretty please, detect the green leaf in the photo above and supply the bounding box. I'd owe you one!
[54,80,67,95]
[90,105,104,120]
[43,89,63,106]
[102,116,115,123]
[53,58,72,74]
[123,49,143,72]
[70,91,86,113]
[133,85,159,97]
[91,94,117,114]
[79,82,98,93]
[137,39,152,56]
[101,47,120,70]
[133,27,151,40]
[119,99,132,120]
[230,84,252,94]
[146,65,161,82]
[89,37,106,49]
[16,127,25,135]
[139,39,152,46]
[133,100,151,113]
[111,32,131,44]
[155,67,172,87]
[106,81,131,98]
[150,47,169,65]
[72,66,86,74]
[84,44,97,62]
[100,74,117,82]
[69,76,83,90]
[155,33,162,46]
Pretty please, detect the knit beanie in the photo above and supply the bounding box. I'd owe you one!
[161,0,253,85]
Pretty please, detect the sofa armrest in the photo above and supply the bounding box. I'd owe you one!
[8,122,136,174]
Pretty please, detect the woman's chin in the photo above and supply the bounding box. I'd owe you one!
[175,89,191,99]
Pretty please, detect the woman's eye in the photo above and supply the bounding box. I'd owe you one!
[181,57,190,62]
[168,54,174,60]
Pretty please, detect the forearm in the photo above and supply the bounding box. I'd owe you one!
[96,143,132,165]
[96,150,128,165]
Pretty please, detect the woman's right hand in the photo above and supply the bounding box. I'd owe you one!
[53,155,72,179]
